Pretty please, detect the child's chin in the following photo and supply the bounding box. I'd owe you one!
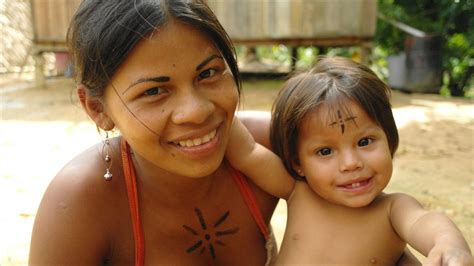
[337,197,374,208]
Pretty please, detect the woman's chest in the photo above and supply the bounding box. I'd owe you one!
[107,179,270,265]
[145,205,267,265]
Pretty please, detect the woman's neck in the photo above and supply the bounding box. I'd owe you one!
[130,151,225,206]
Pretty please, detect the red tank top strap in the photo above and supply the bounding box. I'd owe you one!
[120,138,145,266]
[227,162,270,240]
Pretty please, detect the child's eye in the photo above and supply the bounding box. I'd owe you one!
[358,138,373,147]
[317,148,332,156]
[198,68,217,80]
[143,87,166,96]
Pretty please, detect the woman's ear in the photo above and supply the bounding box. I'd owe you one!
[77,84,115,131]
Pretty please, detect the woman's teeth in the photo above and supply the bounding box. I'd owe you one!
[174,129,216,147]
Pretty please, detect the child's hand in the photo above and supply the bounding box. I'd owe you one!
[425,245,473,266]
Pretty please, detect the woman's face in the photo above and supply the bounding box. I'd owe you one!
[103,20,238,178]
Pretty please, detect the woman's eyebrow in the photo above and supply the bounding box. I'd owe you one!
[196,54,223,71]
[122,76,170,95]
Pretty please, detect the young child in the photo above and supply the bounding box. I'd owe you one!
[227,56,473,265]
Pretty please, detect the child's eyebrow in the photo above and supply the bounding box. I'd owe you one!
[328,110,357,134]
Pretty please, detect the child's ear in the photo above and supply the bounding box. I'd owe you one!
[77,84,115,131]
[292,162,305,177]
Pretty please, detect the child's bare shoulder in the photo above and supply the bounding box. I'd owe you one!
[379,192,422,206]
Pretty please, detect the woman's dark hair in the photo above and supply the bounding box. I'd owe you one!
[270,56,399,180]
[67,0,241,98]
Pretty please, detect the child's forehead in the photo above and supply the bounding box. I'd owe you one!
[302,99,357,125]
[298,98,375,135]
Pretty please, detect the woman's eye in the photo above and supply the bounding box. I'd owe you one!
[317,148,332,156]
[358,138,372,147]
[198,68,217,80]
[143,87,165,96]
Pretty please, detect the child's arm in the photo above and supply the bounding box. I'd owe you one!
[226,117,295,200]
[390,193,473,265]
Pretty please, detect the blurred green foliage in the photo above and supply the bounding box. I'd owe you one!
[376,0,473,96]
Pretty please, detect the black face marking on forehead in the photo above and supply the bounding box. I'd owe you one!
[329,110,357,134]
[183,208,239,260]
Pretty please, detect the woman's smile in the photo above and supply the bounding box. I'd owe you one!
[172,128,217,148]
[170,127,221,157]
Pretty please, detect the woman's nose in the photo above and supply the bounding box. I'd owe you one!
[339,149,363,172]
[171,87,215,125]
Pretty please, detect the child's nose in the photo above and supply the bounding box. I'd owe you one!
[171,86,215,125]
[339,149,363,172]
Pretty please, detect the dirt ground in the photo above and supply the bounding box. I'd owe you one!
[0,76,473,264]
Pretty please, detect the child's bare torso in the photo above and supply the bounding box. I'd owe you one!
[276,182,405,265]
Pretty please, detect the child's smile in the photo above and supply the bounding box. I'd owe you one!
[337,176,373,192]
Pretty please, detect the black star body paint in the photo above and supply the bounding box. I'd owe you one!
[183,208,239,260]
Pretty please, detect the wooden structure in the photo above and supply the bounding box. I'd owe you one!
[30,0,377,86]
[30,0,81,87]
[207,0,377,68]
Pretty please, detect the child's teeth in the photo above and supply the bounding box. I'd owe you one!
[346,182,361,188]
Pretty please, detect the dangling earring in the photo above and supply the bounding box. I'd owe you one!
[103,131,113,181]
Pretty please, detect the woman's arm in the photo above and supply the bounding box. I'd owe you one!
[390,193,472,265]
[226,112,294,200]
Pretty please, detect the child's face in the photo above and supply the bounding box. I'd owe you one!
[295,100,392,208]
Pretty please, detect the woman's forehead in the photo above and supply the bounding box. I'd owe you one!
[110,21,220,81]
[135,20,217,53]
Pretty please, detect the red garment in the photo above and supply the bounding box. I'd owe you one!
[120,138,270,265]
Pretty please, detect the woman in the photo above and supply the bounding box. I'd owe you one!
[29,0,277,265]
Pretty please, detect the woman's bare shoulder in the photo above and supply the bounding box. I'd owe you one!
[51,141,112,192]
[45,137,126,210]
[29,137,126,264]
